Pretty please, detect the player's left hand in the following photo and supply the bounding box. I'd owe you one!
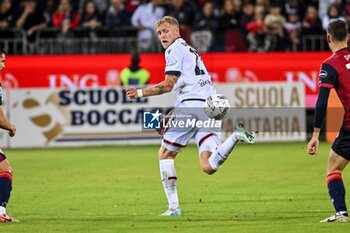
[307,137,319,155]
[8,125,16,137]
[125,87,137,100]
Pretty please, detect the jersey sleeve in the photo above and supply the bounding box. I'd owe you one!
[164,46,182,77]
[318,62,338,89]
[313,63,337,128]
[314,87,331,128]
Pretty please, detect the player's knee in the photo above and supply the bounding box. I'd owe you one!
[201,164,216,175]
[158,151,168,160]
[0,159,12,173]
[327,162,346,175]
[0,165,13,175]
[158,146,177,160]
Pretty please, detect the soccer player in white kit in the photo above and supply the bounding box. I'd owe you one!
[125,16,254,216]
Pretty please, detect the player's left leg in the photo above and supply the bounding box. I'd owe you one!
[197,133,220,175]
[0,151,17,222]
[198,134,237,175]
[320,149,349,223]
[197,123,254,174]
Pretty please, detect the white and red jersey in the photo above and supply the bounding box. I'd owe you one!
[164,38,216,106]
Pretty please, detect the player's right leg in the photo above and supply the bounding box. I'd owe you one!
[320,149,349,223]
[158,146,182,216]
[158,108,197,216]
[0,151,17,223]
[197,123,255,174]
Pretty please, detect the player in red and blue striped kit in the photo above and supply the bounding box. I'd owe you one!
[0,48,18,223]
[307,19,350,223]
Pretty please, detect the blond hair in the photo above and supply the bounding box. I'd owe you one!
[156,16,179,28]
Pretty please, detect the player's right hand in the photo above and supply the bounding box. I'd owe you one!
[8,125,16,137]
[307,137,319,155]
[156,109,174,135]
[125,87,137,100]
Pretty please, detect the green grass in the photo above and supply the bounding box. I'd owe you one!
[1,142,350,232]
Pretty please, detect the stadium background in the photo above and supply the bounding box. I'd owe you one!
[0,0,348,232]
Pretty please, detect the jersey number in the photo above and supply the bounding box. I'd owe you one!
[189,48,205,76]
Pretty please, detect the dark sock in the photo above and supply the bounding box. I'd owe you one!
[327,173,347,214]
[0,177,12,208]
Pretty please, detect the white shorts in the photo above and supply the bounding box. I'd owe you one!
[161,100,221,153]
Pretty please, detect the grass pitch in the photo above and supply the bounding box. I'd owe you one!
[1,142,350,232]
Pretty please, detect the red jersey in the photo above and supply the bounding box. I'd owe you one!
[319,47,350,130]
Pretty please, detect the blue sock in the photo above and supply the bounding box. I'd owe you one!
[327,173,347,216]
[0,177,12,208]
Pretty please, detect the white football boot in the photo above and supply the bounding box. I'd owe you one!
[320,214,349,223]
[160,208,182,216]
[233,123,255,144]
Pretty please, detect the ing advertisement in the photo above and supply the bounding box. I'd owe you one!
[1,53,329,108]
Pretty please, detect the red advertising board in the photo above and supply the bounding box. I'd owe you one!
[1,52,330,107]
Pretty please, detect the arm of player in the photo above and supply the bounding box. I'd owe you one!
[0,107,15,137]
[125,74,178,99]
[307,128,320,155]
[308,62,336,156]
[307,87,331,155]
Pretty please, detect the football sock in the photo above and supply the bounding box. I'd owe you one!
[208,134,238,170]
[0,206,5,215]
[327,172,347,215]
[159,159,179,210]
[0,172,12,209]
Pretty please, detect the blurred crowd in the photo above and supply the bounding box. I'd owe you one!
[0,0,349,52]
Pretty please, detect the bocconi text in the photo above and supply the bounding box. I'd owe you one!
[58,89,170,126]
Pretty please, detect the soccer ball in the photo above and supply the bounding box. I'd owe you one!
[204,94,231,120]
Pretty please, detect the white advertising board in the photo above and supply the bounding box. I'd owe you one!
[7,83,305,148]
[218,82,306,142]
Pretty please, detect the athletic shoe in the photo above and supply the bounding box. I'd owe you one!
[0,213,19,223]
[160,208,182,216]
[320,214,349,223]
[233,123,255,144]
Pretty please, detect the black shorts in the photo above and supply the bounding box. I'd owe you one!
[332,127,350,160]
[0,152,6,162]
